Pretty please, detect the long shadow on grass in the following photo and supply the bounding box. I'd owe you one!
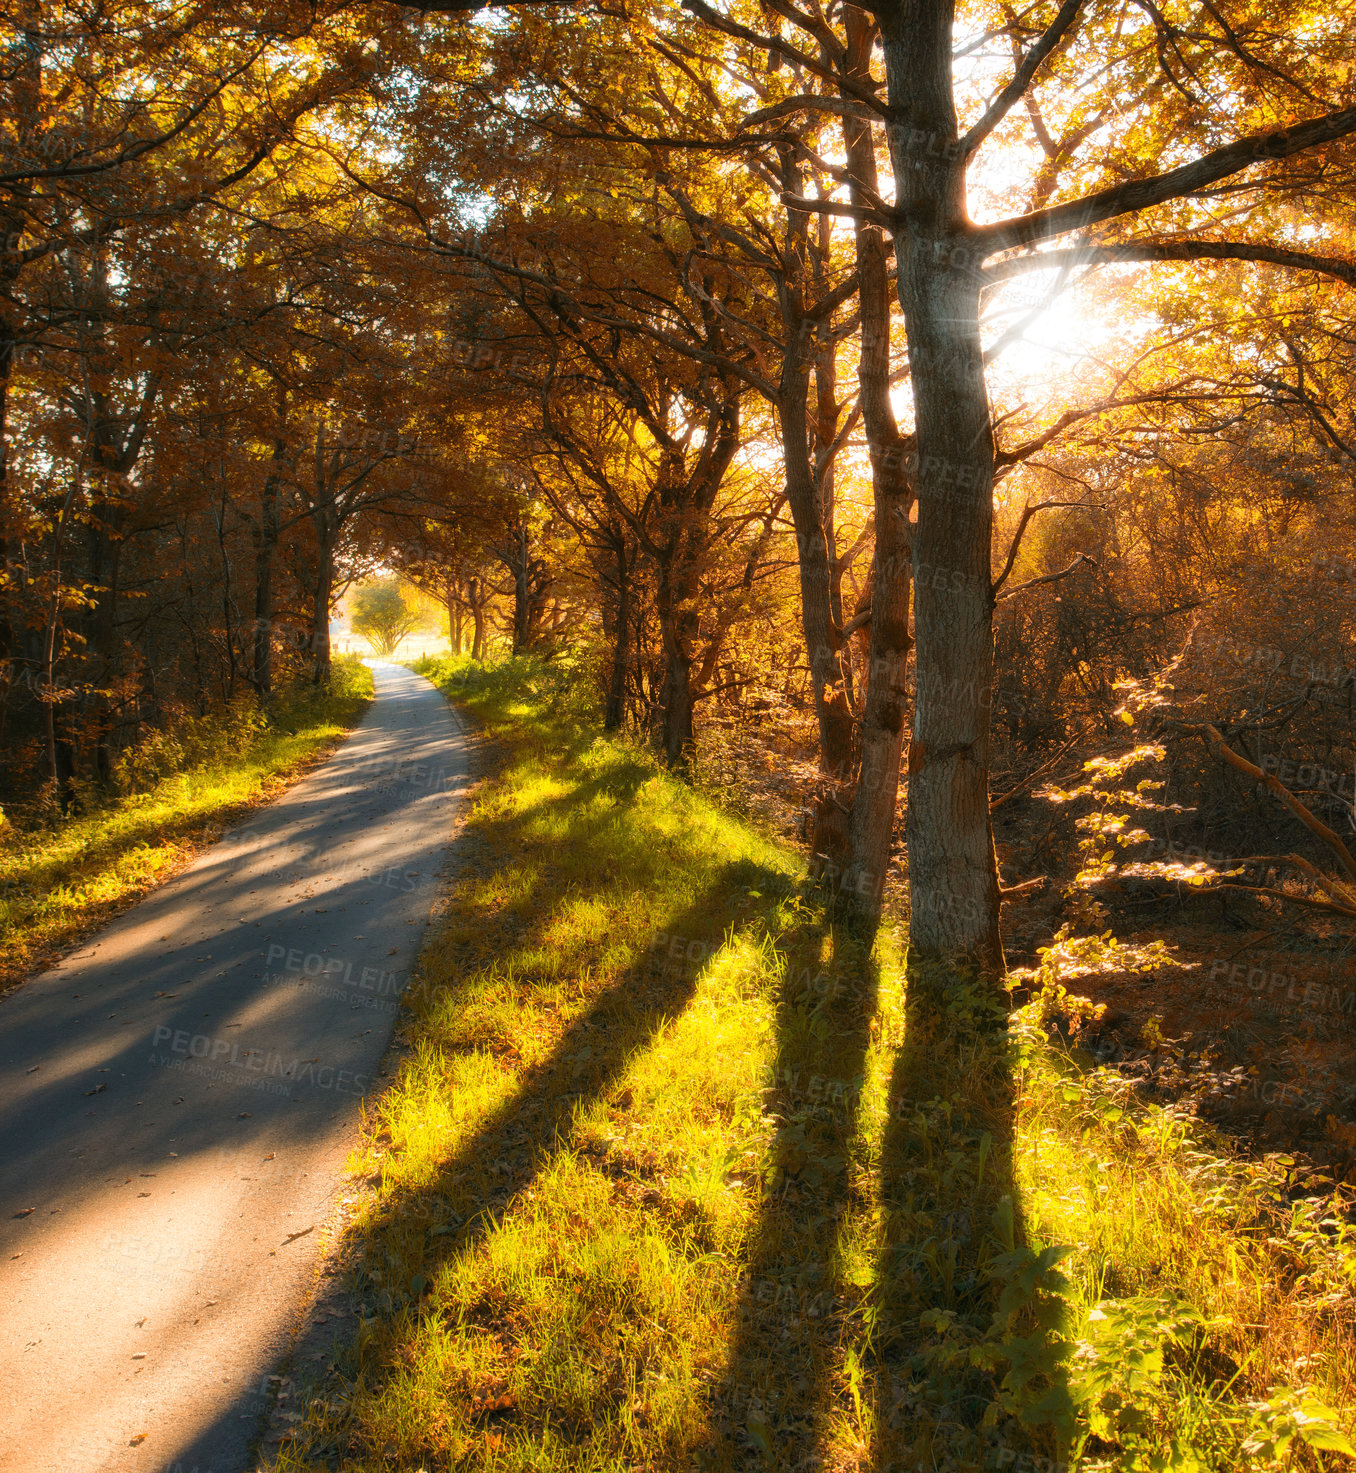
[867,962,1069,1473]
[696,905,881,1471]
[277,733,794,1465]
[699,945,1071,1473]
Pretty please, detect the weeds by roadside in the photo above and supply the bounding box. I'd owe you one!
[0,657,373,987]
[262,655,1355,1473]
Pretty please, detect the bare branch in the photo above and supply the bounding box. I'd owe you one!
[1197,722,1356,885]
[992,500,1091,595]
[961,0,1086,158]
[995,552,1096,602]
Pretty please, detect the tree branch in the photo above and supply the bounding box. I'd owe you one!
[977,105,1356,256]
[1196,722,1356,885]
[992,501,1091,595]
[961,0,1086,158]
[983,239,1356,288]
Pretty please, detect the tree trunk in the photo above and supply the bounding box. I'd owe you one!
[841,5,915,930]
[308,501,336,687]
[776,350,857,865]
[311,556,333,685]
[654,536,698,767]
[445,581,462,653]
[213,488,238,700]
[0,324,16,754]
[250,477,280,698]
[649,396,739,770]
[248,414,287,698]
[882,1,1003,976]
[605,539,629,731]
[468,576,486,660]
[82,480,125,785]
[513,530,531,653]
[0,326,13,679]
[500,520,551,655]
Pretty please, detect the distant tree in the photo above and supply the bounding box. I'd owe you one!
[351,578,424,658]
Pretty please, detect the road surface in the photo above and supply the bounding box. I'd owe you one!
[0,662,468,1473]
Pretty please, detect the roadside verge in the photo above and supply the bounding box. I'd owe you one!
[259,656,1356,1473]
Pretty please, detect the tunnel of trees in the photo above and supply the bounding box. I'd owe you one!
[1,0,1354,981]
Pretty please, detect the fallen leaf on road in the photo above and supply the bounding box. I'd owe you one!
[129,1433,147,1446]
[238,1112,252,1119]
[132,1353,147,1360]
[26,1066,39,1074]
[13,1208,34,1218]
[84,1083,107,1096]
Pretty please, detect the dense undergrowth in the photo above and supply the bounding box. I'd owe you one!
[0,657,373,986]
[265,654,1355,1473]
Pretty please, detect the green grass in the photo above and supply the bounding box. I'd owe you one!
[0,658,373,987]
[262,655,1355,1473]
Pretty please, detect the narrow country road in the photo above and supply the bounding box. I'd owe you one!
[0,663,468,1473]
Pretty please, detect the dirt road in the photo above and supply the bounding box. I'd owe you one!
[0,662,467,1473]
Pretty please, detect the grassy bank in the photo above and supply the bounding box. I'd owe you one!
[266,655,1354,1472]
[0,658,373,987]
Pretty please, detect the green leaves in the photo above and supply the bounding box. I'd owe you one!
[1242,1388,1356,1462]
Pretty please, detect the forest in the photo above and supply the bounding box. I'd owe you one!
[1,0,1356,1469]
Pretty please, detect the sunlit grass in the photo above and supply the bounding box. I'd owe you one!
[262,655,1355,1473]
[0,659,373,987]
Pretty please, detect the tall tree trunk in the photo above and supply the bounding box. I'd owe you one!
[513,532,531,653]
[0,323,15,749]
[650,399,738,770]
[882,0,1003,975]
[605,538,629,732]
[445,580,462,653]
[308,424,339,687]
[502,520,544,655]
[250,473,280,698]
[42,479,81,806]
[251,410,287,698]
[776,348,857,864]
[82,478,125,784]
[213,487,238,700]
[656,575,696,768]
[308,500,337,687]
[653,531,695,766]
[311,554,333,685]
[841,6,916,928]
